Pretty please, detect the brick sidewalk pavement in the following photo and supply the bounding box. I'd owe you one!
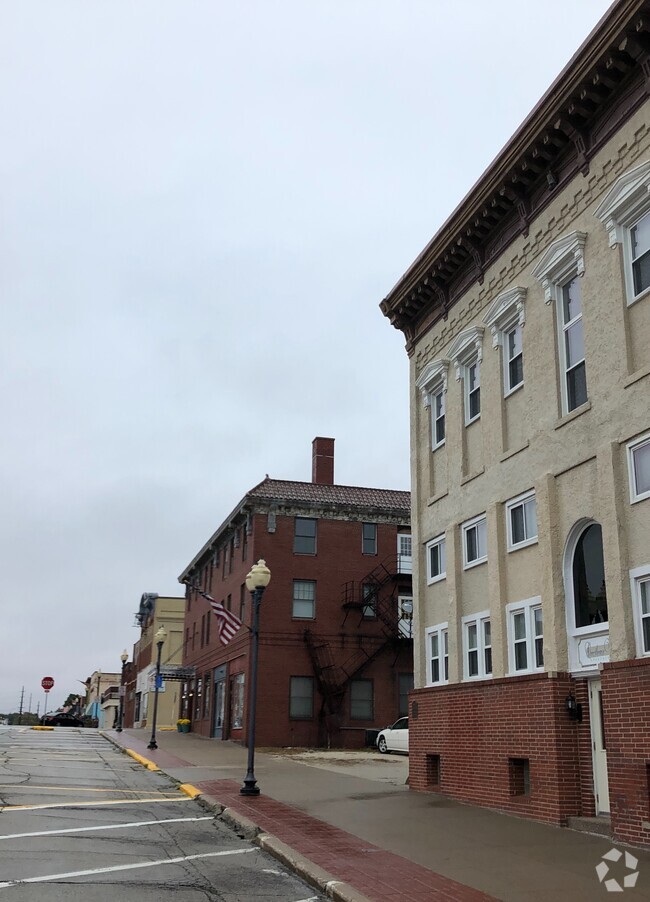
[110,730,495,901]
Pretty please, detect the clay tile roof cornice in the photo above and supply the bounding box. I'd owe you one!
[247,478,411,512]
[380,0,650,352]
[178,477,410,581]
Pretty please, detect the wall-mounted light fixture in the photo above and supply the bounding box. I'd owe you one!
[566,692,582,722]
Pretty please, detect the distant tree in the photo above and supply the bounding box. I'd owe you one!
[63,693,82,708]
[8,712,39,725]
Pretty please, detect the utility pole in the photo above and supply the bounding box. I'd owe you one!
[18,687,24,725]
[28,694,32,715]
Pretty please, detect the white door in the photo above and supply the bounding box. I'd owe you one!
[397,534,412,573]
[589,678,610,815]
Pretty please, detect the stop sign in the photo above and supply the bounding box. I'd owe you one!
[41,676,54,691]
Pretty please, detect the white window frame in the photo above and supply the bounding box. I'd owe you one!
[425,623,449,686]
[425,534,446,584]
[482,286,526,397]
[462,611,492,680]
[415,359,449,451]
[595,159,650,306]
[397,533,413,574]
[627,432,650,504]
[506,490,538,551]
[431,385,446,449]
[462,513,487,569]
[292,580,316,620]
[557,275,587,414]
[464,359,481,425]
[506,597,544,675]
[630,564,650,658]
[532,230,588,416]
[446,326,484,427]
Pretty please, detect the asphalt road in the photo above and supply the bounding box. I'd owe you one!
[0,725,323,901]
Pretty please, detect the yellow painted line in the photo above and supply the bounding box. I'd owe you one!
[0,785,183,795]
[30,727,54,732]
[1,796,193,812]
[125,749,159,771]
[178,784,201,799]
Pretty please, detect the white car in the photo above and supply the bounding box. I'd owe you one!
[376,716,408,754]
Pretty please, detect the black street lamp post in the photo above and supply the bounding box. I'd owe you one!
[116,649,128,732]
[147,626,167,750]
[240,559,271,796]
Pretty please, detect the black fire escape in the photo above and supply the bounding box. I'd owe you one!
[303,554,412,744]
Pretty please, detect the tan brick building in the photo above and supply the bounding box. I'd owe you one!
[381,0,650,846]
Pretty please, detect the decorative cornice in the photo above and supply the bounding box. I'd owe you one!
[594,157,650,244]
[532,230,587,303]
[446,326,484,381]
[482,287,527,347]
[380,0,650,350]
[415,359,450,405]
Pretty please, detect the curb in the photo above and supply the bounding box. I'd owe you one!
[99,733,372,902]
[31,726,54,731]
[125,749,159,771]
[199,792,371,902]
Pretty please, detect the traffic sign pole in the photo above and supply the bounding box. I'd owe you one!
[41,677,55,721]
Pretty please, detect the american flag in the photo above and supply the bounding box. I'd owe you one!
[184,582,243,645]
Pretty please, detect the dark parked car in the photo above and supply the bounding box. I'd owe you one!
[40,714,84,727]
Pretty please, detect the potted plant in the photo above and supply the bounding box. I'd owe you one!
[177,718,191,733]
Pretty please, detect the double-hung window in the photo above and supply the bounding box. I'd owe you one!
[627,432,650,503]
[532,230,588,416]
[292,580,315,619]
[294,517,317,554]
[426,534,446,584]
[361,584,376,619]
[506,491,538,550]
[505,325,524,393]
[415,359,449,452]
[289,677,314,719]
[350,679,374,720]
[506,598,544,674]
[465,360,481,423]
[432,387,446,448]
[447,326,484,427]
[559,276,587,412]
[630,567,650,657]
[425,623,449,685]
[483,286,527,397]
[462,612,492,679]
[462,514,487,568]
[362,523,377,555]
[595,159,650,305]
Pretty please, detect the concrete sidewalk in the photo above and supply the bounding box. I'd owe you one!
[105,729,650,901]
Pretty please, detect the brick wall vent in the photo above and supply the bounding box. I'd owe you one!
[426,754,441,786]
[509,758,531,796]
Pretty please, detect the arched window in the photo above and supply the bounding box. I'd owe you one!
[572,524,608,628]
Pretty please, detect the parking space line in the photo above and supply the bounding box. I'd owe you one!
[0,847,256,888]
[0,815,214,840]
[1,796,193,811]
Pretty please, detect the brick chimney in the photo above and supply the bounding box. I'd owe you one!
[312,437,335,485]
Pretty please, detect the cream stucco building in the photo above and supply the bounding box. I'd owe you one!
[381,0,650,847]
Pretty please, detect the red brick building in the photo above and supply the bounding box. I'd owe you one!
[178,437,413,749]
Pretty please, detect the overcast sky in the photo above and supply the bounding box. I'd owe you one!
[0,0,613,713]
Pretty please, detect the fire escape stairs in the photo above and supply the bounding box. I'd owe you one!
[303,554,412,714]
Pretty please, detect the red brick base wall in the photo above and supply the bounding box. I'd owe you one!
[602,658,650,847]
[409,673,583,825]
